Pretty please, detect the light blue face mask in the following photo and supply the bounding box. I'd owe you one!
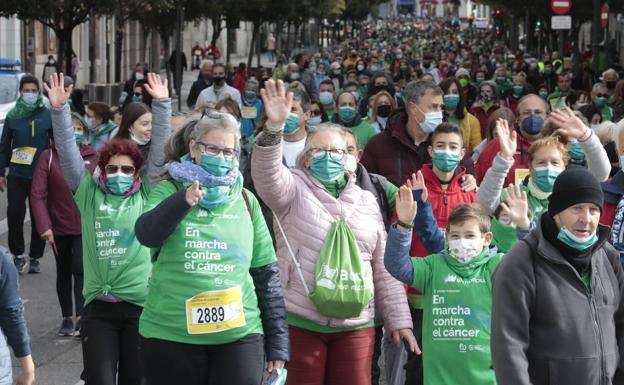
[84,116,94,130]
[431,150,461,172]
[338,106,357,123]
[284,112,301,135]
[557,226,598,250]
[21,92,38,106]
[306,116,322,126]
[568,142,586,161]
[418,108,443,133]
[199,153,234,177]
[319,91,334,106]
[310,152,344,181]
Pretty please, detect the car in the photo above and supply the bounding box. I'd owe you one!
[0,58,27,135]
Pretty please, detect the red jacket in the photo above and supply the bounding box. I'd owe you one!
[475,130,532,186]
[30,146,98,236]
[409,165,477,257]
[469,103,500,139]
[233,71,248,96]
[360,109,474,187]
[600,170,624,226]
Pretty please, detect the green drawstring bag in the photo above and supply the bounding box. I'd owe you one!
[308,220,374,318]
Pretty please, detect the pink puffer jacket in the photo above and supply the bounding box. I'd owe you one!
[251,140,412,332]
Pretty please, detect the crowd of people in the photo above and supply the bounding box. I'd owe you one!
[1,14,624,385]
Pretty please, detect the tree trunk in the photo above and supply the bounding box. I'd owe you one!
[163,36,172,93]
[211,16,223,47]
[150,30,160,74]
[114,14,124,83]
[57,31,66,79]
[248,21,259,69]
[285,21,292,57]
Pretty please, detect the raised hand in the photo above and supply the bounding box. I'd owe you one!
[396,185,417,225]
[260,79,293,128]
[144,72,169,99]
[185,181,206,207]
[407,171,428,203]
[500,184,530,230]
[43,73,73,108]
[549,106,590,141]
[460,174,477,192]
[496,118,517,161]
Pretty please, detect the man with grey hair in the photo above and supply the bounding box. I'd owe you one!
[603,68,620,96]
[592,82,614,121]
[360,80,475,188]
[187,59,213,109]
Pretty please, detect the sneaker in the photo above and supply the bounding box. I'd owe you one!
[74,318,82,337]
[57,318,74,337]
[13,255,28,275]
[28,258,40,274]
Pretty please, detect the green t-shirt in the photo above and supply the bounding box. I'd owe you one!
[383,180,399,213]
[139,181,277,345]
[352,120,377,149]
[411,250,502,385]
[74,173,152,306]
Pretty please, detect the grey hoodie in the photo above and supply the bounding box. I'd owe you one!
[491,223,624,385]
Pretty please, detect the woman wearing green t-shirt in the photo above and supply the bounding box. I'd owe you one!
[134,110,288,385]
[45,72,169,385]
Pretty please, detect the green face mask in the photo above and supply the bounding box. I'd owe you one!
[199,153,234,177]
[443,94,460,109]
[495,77,507,85]
[458,78,469,88]
[533,166,562,193]
[512,85,524,96]
[338,106,357,123]
[557,226,598,250]
[568,142,586,161]
[431,150,461,172]
[106,174,134,195]
[593,97,608,108]
[284,112,301,135]
[75,132,84,146]
[244,90,257,102]
[310,152,345,181]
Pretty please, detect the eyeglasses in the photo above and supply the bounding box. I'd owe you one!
[309,148,346,160]
[196,141,239,159]
[105,165,136,175]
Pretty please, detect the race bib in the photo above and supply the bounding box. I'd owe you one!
[186,285,246,334]
[10,147,36,165]
[241,107,258,119]
[514,168,530,185]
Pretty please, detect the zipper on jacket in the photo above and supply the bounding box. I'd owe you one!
[587,280,606,385]
[31,120,35,138]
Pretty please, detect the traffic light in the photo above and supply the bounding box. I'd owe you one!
[495,9,501,16]
[535,19,542,31]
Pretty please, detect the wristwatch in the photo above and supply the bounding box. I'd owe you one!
[397,220,414,231]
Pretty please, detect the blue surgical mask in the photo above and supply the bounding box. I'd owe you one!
[431,150,461,172]
[310,152,344,181]
[84,116,94,130]
[533,166,562,193]
[521,115,544,136]
[106,174,134,195]
[284,112,301,135]
[338,106,357,123]
[132,95,143,103]
[21,92,38,106]
[306,116,322,126]
[319,91,334,106]
[199,153,234,177]
[417,105,443,133]
[557,226,598,250]
[593,97,608,108]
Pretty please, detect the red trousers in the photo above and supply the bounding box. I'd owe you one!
[286,325,375,385]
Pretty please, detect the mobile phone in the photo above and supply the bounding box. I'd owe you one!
[265,368,287,385]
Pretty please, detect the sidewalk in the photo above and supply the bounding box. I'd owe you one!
[172,52,274,113]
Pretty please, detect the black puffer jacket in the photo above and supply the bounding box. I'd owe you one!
[250,263,290,362]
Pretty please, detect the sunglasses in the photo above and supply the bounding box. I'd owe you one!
[105,165,136,175]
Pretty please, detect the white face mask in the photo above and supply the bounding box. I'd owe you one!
[448,239,482,264]
[345,154,358,173]
[134,72,144,81]
[130,132,149,146]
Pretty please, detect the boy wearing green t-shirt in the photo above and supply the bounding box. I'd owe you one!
[384,184,520,385]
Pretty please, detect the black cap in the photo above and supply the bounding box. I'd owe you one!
[548,166,604,217]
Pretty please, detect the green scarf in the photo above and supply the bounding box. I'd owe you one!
[491,217,518,253]
[443,247,492,278]
[320,173,347,198]
[7,95,44,120]
[89,121,117,146]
